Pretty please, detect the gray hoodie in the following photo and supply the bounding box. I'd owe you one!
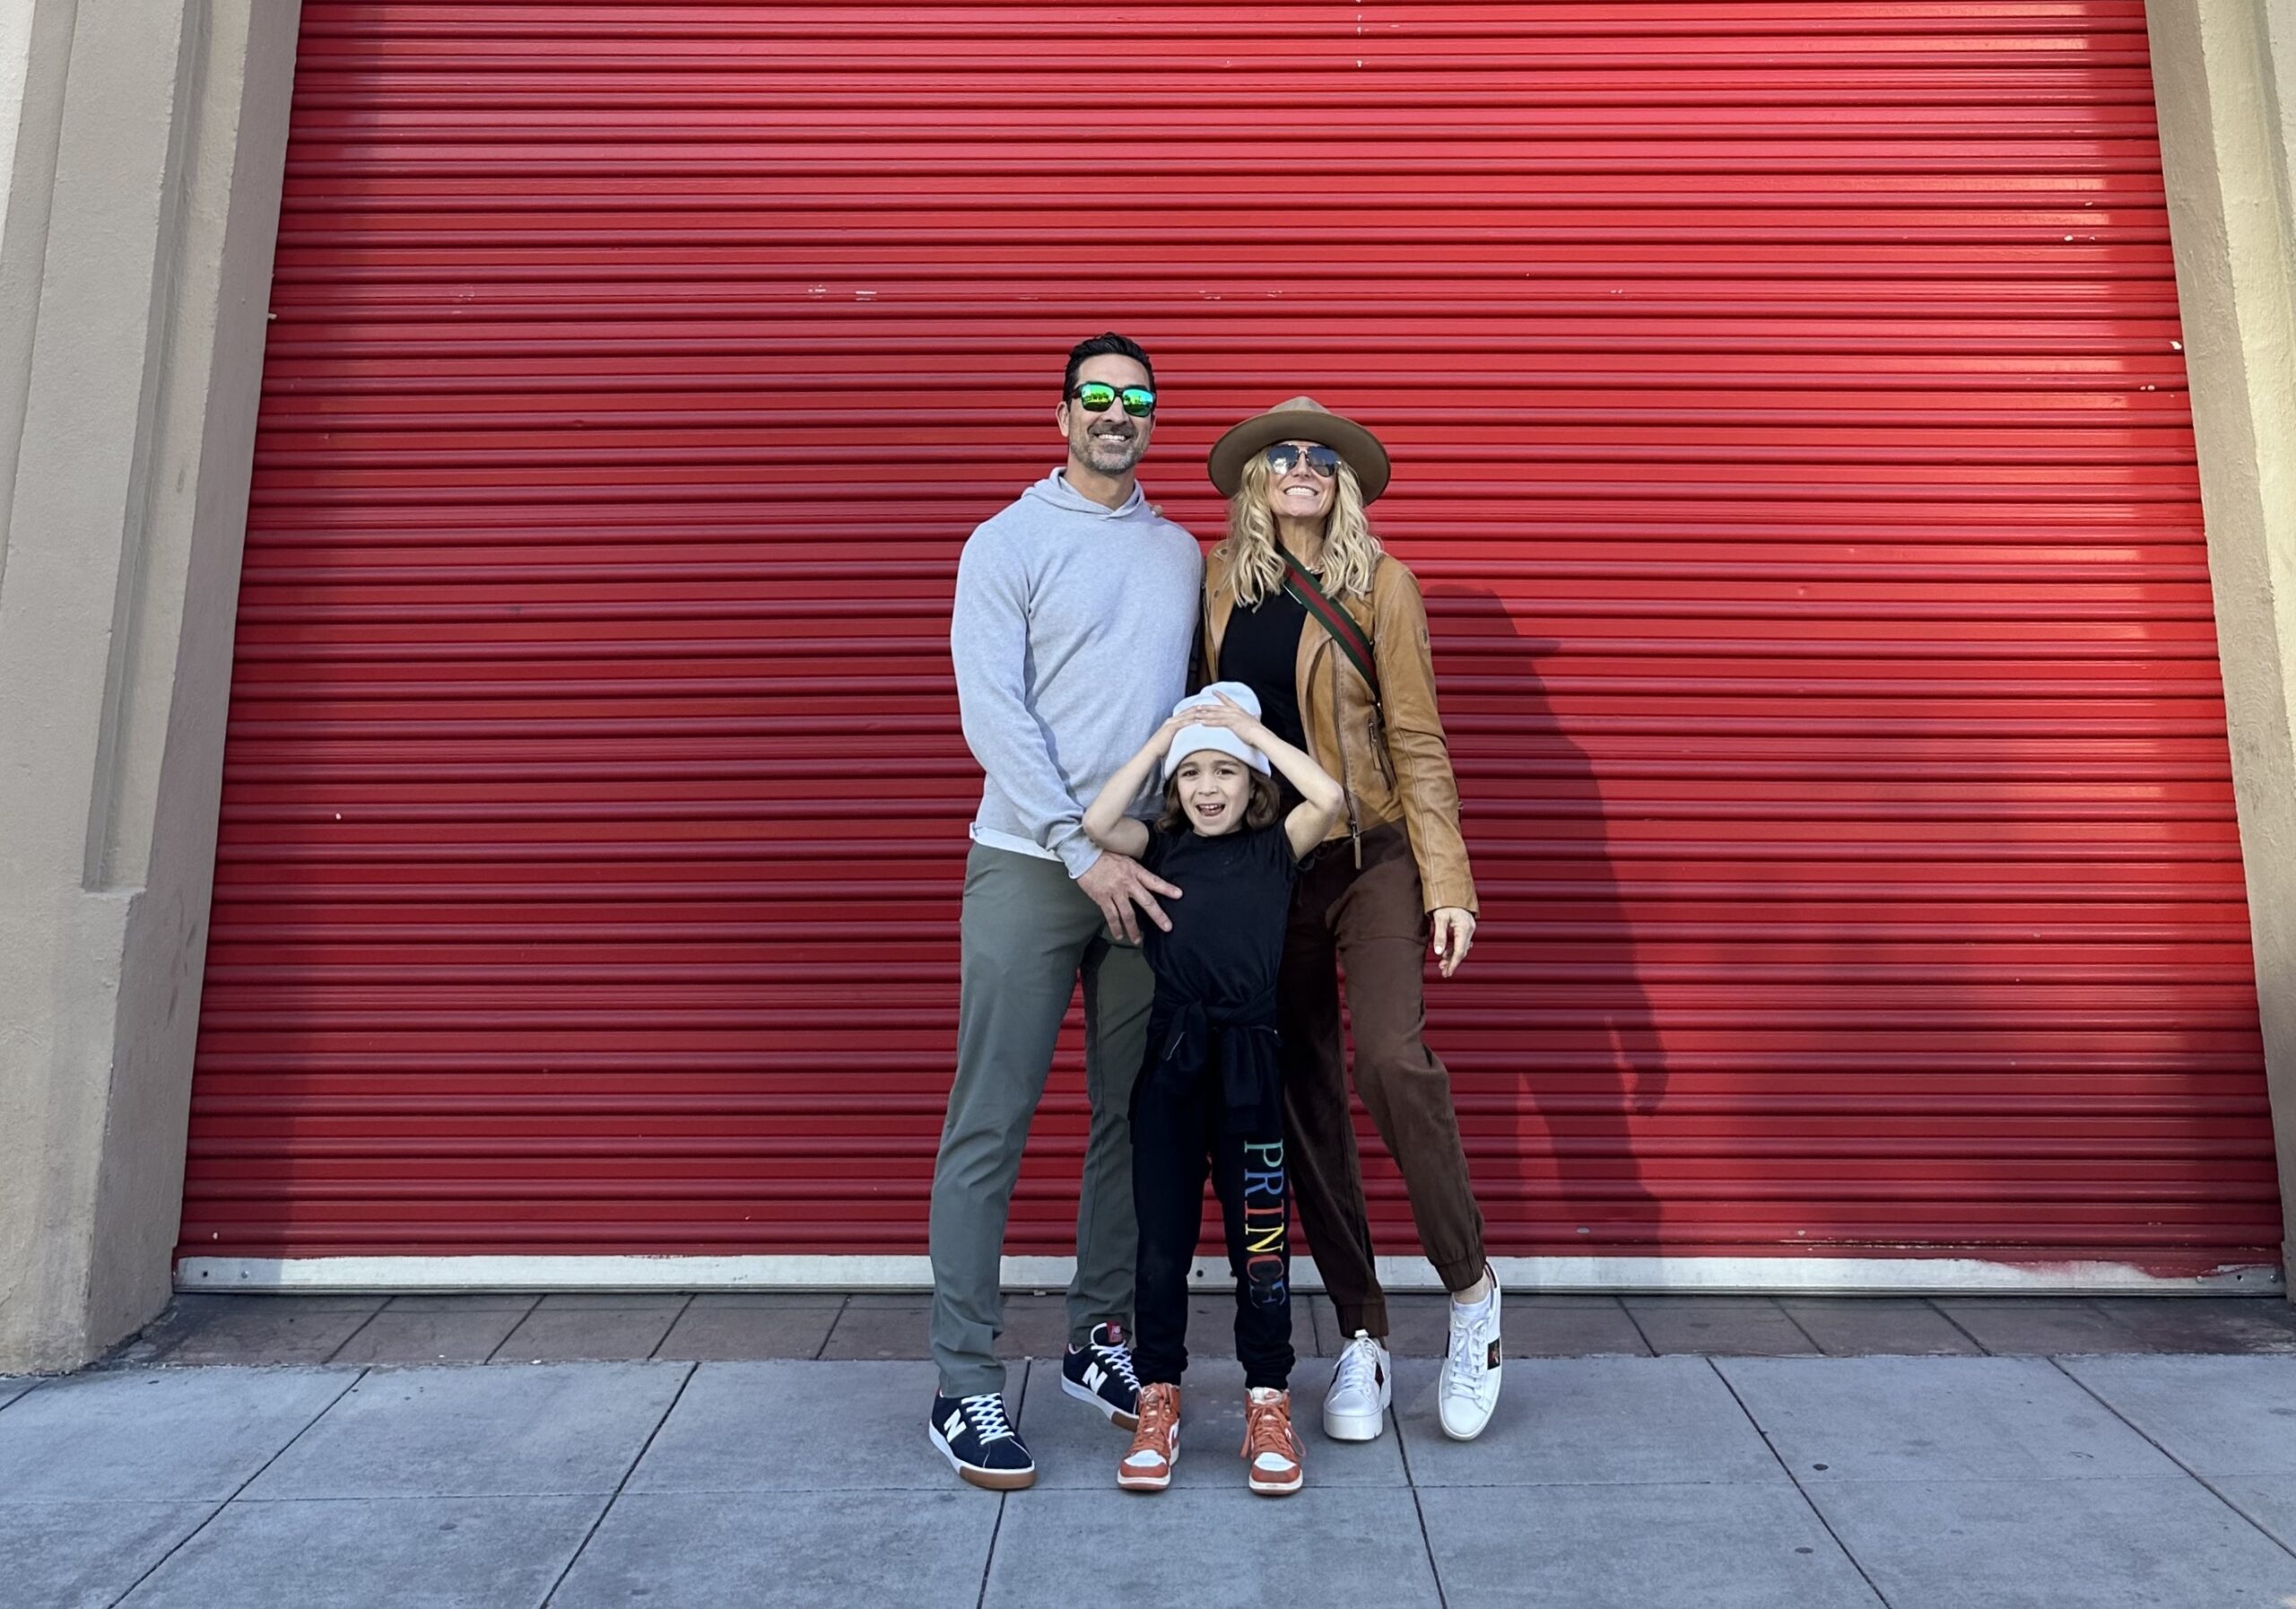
[952,469,1203,877]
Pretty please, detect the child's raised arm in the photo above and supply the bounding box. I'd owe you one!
[1184,694,1344,860]
[1082,712,1192,860]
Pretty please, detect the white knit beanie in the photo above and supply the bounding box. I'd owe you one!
[1162,682,1273,780]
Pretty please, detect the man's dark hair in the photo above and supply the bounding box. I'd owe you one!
[1062,331,1155,399]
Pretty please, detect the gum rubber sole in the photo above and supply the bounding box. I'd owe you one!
[1063,1372,1141,1431]
[960,1464,1039,1491]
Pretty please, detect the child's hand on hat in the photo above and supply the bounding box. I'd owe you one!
[1185,691,1250,728]
[1188,692,1270,744]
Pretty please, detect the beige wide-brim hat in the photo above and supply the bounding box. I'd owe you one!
[1206,395,1393,503]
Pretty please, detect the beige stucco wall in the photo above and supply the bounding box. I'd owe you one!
[2146,0,2296,1277]
[0,2,299,1373]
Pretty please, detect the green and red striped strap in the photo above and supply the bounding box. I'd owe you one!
[1283,552,1380,705]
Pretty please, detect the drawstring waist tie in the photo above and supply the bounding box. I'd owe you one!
[1147,987,1283,1131]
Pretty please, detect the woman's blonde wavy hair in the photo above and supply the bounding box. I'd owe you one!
[1213,448,1385,606]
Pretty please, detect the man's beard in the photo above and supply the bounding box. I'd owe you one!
[1080,428,1144,474]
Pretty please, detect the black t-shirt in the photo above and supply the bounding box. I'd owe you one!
[1137,821,1301,1012]
[1220,587,1309,752]
[1218,586,1310,813]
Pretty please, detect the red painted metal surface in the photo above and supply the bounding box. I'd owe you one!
[180,1,2276,1272]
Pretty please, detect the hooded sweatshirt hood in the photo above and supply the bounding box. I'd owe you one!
[1022,466,1151,520]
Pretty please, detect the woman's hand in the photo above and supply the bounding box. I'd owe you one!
[1431,907,1476,978]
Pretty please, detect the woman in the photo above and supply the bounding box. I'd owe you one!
[1199,396,1500,1444]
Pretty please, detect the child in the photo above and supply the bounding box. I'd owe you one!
[1081,681,1344,1497]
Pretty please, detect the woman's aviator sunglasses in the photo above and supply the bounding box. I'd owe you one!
[1265,442,1342,478]
[1065,382,1158,418]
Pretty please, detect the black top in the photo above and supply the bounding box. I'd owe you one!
[1218,585,1310,813]
[1137,821,1302,1124]
[1138,821,1301,1013]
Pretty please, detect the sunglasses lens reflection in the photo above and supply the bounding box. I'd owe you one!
[1265,444,1339,477]
[1071,383,1156,418]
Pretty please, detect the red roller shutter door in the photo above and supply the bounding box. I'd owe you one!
[180,1,2277,1282]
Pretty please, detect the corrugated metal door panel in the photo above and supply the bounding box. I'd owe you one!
[180,0,2277,1272]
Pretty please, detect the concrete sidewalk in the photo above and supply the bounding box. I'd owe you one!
[6,1347,2296,1607]
[110,1289,2296,1369]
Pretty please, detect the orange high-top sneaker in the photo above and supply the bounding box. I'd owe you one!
[1241,1387,1303,1496]
[1118,1381,1180,1492]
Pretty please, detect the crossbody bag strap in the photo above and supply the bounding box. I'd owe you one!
[1282,551,1380,706]
[1191,586,1214,690]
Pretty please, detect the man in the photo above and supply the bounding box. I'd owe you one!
[927,333,1203,1489]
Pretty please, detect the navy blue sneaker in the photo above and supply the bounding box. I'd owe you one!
[1062,1321,1143,1430]
[928,1391,1036,1491]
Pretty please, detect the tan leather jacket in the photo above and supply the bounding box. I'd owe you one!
[1203,544,1477,915]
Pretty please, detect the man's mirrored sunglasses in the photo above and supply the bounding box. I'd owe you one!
[1066,382,1158,418]
[1265,443,1342,478]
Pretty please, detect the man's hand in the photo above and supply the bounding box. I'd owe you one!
[1076,852,1180,944]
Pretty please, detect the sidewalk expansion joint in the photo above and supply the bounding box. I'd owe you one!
[2046,1354,2296,1567]
[106,1366,370,1607]
[1923,1300,1993,1355]
[1706,1357,1899,1609]
[539,1360,698,1608]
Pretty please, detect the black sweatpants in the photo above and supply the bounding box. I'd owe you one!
[1130,1069,1296,1392]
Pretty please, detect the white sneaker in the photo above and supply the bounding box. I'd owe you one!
[1322,1330,1392,1442]
[1439,1273,1502,1441]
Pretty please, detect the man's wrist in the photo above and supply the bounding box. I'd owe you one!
[1059,839,1103,881]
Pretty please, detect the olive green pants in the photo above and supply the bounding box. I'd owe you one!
[927,843,1155,1398]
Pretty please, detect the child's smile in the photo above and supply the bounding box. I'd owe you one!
[1174,752,1251,837]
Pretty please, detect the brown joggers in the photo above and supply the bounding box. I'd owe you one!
[1278,821,1487,1340]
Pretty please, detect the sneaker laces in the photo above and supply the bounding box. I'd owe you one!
[959,1393,1017,1444]
[1091,1333,1143,1396]
[1332,1333,1382,1399]
[1133,1382,1178,1446]
[1120,1377,1175,1459]
[1442,1309,1488,1402]
[1243,1391,1298,1463]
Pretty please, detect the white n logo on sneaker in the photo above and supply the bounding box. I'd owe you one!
[943,1409,968,1441]
[1083,1362,1107,1393]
